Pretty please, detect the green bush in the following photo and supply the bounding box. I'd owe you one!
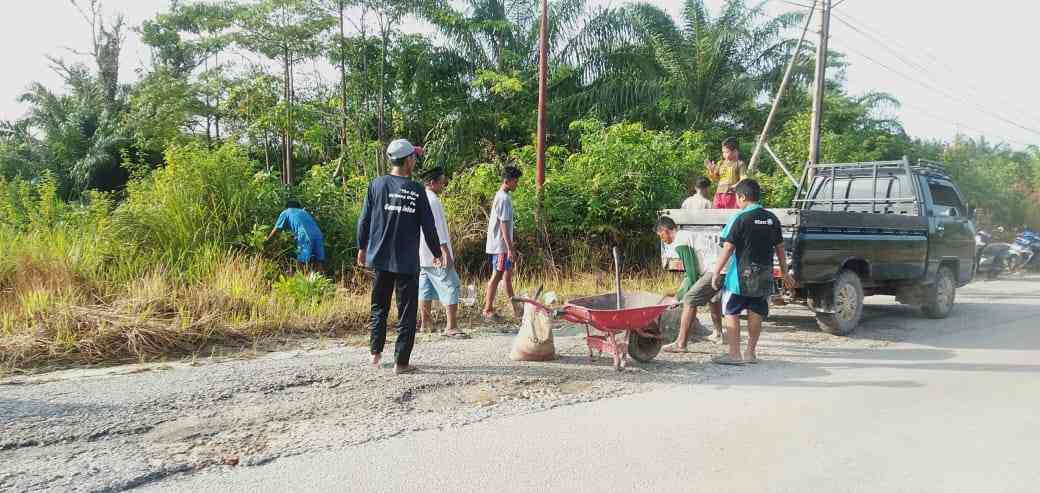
[272,272,335,307]
[112,142,285,281]
[442,120,709,270]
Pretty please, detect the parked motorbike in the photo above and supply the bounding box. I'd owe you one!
[1009,230,1040,272]
[975,230,1014,280]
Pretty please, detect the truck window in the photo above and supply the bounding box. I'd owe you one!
[808,177,851,210]
[846,178,879,212]
[928,181,965,216]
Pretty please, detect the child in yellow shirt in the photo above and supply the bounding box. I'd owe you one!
[705,137,747,209]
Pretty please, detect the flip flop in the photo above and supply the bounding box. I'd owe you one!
[662,343,690,353]
[481,313,504,323]
[712,354,745,366]
[442,331,471,339]
[394,365,419,375]
[743,354,759,364]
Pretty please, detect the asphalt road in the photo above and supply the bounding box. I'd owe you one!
[143,276,1040,493]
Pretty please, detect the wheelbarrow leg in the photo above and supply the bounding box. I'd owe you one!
[586,324,594,359]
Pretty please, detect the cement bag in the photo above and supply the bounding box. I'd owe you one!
[510,293,557,361]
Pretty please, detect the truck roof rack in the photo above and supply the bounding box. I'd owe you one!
[792,157,926,213]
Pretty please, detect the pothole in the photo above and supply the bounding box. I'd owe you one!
[407,378,599,412]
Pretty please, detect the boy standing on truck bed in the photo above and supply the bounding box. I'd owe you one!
[655,216,725,352]
[705,137,746,209]
[711,179,795,365]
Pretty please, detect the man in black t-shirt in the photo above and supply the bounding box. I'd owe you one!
[711,179,796,365]
[357,138,442,374]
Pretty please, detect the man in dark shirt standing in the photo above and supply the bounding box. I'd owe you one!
[711,179,796,365]
[357,139,442,375]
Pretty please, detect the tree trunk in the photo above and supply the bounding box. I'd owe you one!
[338,0,349,159]
[378,26,388,173]
[283,44,293,186]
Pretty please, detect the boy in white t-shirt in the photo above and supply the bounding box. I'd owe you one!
[482,166,522,320]
[418,167,467,339]
[682,177,714,210]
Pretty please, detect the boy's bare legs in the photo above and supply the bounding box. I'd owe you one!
[420,300,435,333]
[446,303,459,333]
[483,270,504,317]
[709,301,724,343]
[745,311,764,361]
[725,314,742,359]
[664,304,698,351]
[503,269,520,317]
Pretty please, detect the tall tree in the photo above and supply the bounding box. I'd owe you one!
[611,0,802,130]
[235,0,334,185]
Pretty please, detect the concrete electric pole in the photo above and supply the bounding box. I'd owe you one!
[808,0,831,167]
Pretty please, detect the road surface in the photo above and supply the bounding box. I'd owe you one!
[146,276,1040,493]
[4,276,1039,492]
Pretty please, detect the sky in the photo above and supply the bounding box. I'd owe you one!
[2,0,1039,148]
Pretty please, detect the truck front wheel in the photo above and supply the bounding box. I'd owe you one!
[922,265,956,319]
[815,270,864,336]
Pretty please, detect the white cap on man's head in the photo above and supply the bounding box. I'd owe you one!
[386,139,424,160]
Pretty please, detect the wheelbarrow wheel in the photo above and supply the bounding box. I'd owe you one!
[628,321,664,363]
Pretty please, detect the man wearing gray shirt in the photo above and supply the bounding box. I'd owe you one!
[482,166,522,320]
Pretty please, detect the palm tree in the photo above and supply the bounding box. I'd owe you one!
[16,64,130,195]
[414,0,631,167]
[586,0,804,130]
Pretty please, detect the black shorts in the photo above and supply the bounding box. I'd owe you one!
[721,290,769,318]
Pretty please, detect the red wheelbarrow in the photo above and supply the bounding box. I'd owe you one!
[514,291,675,370]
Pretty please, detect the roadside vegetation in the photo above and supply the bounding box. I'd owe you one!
[1,0,1038,371]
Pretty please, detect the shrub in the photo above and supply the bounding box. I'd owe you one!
[112,142,284,281]
[272,272,335,307]
[443,120,709,271]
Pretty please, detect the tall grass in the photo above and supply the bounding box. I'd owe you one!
[0,140,685,372]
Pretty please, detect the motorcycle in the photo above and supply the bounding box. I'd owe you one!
[975,230,1014,280]
[1009,230,1040,272]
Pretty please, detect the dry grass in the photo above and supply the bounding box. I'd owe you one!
[0,252,679,373]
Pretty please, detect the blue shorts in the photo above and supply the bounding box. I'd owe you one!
[722,290,769,318]
[490,254,513,272]
[419,267,461,305]
[297,236,325,263]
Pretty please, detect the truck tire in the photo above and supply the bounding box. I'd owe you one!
[922,265,956,319]
[815,270,864,336]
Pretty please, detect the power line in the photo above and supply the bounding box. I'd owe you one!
[832,9,1040,128]
[828,29,1040,140]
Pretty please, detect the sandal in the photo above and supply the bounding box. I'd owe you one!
[394,365,419,375]
[662,343,690,353]
[712,354,745,366]
[481,312,504,322]
[743,353,759,364]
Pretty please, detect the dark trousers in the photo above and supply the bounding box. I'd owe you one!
[369,270,419,366]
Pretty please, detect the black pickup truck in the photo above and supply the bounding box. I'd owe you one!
[661,159,976,335]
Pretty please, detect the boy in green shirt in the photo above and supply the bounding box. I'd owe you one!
[655,216,724,352]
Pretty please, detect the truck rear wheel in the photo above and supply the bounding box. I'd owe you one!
[815,270,864,336]
[922,265,956,319]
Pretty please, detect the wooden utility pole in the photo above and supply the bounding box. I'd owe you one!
[535,0,548,193]
[808,0,831,167]
[748,0,817,174]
